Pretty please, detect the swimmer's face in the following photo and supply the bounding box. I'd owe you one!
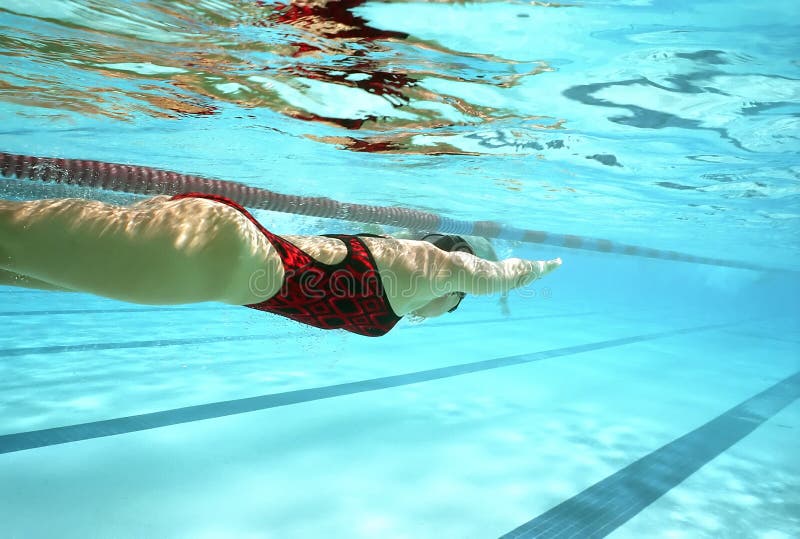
[410,293,463,319]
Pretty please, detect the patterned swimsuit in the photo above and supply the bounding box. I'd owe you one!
[170,193,402,337]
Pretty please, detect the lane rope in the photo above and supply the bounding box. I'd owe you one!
[0,151,785,272]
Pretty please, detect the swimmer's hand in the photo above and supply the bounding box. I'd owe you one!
[435,248,562,296]
[504,257,562,290]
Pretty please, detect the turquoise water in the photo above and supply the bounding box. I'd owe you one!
[1,0,799,537]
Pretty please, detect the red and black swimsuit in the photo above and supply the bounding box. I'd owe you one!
[171,193,402,337]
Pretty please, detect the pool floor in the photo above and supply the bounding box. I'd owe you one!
[0,288,798,538]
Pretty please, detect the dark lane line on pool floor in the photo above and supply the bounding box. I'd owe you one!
[720,329,800,346]
[0,319,742,454]
[0,312,599,357]
[499,370,800,539]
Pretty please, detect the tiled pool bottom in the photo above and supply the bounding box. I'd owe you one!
[0,288,798,538]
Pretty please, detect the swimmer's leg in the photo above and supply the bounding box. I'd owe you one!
[0,196,270,305]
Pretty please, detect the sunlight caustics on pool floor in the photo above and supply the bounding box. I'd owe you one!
[1,288,798,538]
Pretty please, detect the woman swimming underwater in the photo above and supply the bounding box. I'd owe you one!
[0,192,561,336]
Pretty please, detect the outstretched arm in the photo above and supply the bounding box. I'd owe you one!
[437,250,562,296]
[0,197,275,305]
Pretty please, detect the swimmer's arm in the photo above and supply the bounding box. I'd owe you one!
[437,251,562,296]
[0,197,267,305]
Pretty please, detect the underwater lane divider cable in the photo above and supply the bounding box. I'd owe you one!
[0,312,600,394]
[0,151,781,272]
[0,318,750,454]
[0,311,598,357]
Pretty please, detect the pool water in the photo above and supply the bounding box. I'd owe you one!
[1,0,799,537]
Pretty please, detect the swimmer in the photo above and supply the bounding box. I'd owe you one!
[0,193,561,336]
